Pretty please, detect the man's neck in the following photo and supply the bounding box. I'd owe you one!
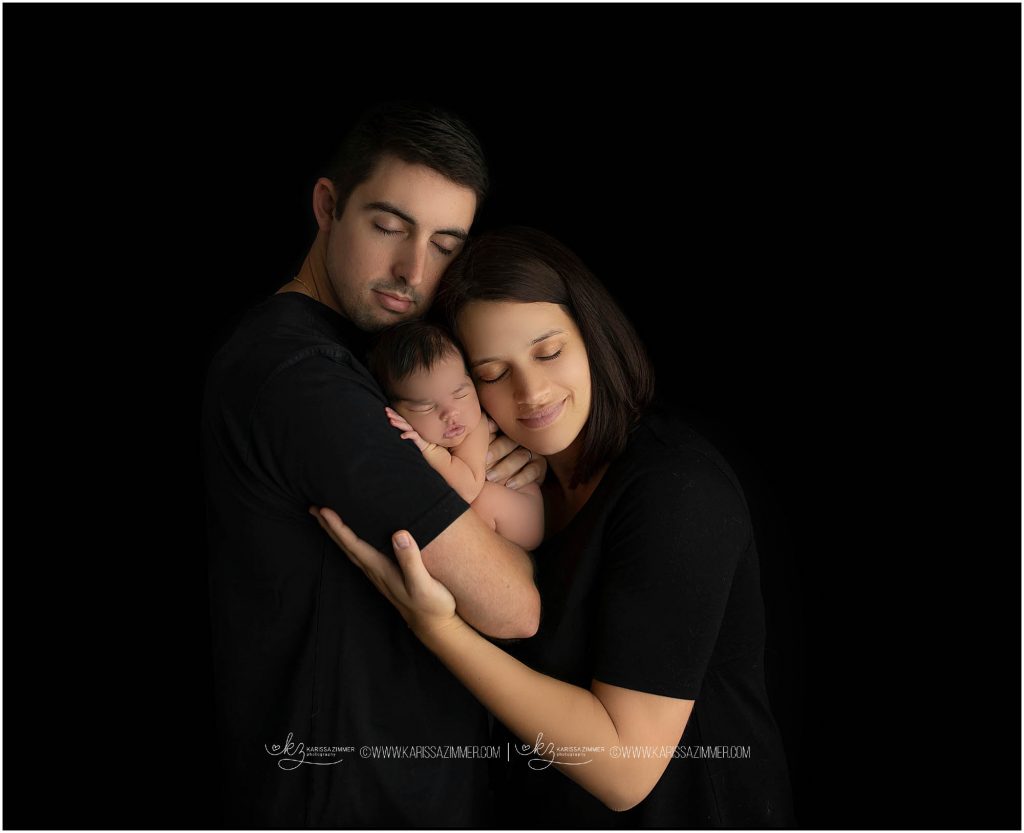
[275,234,343,316]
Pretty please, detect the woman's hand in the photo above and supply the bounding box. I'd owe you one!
[309,507,460,639]
[485,415,547,490]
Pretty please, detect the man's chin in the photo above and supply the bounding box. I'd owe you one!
[350,307,417,333]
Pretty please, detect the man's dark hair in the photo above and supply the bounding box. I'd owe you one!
[436,227,655,489]
[326,101,489,219]
[368,320,464,403]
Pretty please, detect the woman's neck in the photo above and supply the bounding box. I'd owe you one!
[542,437,609,531]
[543,436,582,498]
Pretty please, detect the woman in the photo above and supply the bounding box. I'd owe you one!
[312,227,795,827]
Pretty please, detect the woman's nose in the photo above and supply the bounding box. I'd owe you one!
[514,367,551,405]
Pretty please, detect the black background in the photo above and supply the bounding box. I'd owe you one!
[3,5,1020,830]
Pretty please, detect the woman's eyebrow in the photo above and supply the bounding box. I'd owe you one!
[364,201,468,240]
[470,330,565,367]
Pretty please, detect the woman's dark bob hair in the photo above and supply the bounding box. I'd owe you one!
[435,226,655,489]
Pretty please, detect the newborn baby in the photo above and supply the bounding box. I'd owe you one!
[368,321,545,551]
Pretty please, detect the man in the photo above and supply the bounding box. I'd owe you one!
[201,102,544,827]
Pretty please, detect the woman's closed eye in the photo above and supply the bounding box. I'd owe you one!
[477,349,563,384]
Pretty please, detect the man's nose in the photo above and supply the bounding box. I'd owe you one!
[392,239,428,287]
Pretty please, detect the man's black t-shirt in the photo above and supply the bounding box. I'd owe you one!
[494,406,795,828]
[202,293,488,827]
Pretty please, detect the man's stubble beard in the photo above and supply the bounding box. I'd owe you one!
[344,294,426,334]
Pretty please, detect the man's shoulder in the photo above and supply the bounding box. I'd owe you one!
[211,294,365,374]
[204,294,377,410]
[616,407,746,497]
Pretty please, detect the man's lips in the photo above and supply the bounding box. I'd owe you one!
[443,424,466,439]
[373,290,412,313]
[517,398,566,430]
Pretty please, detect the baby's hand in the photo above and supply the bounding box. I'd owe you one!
[385,407,431,452]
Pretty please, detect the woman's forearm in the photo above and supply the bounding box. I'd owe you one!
[417,618,670,812]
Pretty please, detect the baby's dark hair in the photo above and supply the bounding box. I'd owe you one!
[368,320,465,403]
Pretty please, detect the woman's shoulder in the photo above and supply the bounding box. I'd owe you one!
[624,404,726,468]
[591,406,755,560]
[614,404,749,504]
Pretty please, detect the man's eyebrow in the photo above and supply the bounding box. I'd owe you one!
[364,201,468,241]
[470,330,565,368]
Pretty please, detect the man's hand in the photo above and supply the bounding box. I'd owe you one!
[485,416,547,490]
[385,406,431,453]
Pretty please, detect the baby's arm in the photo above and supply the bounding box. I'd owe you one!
[472,481,545,551]
[448,414,489,483]
[385,407,486,504]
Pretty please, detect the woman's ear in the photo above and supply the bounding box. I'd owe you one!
[312,177,340,232]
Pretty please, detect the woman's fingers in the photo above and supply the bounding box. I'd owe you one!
[391,531,457,616]
[391,532,431,590]
[309,508,457,627]
[316,507,405,594]
[486,445,544,488]
[484,420,547,487]
[486,432,519,466]
[509,456,548,490]
[310,507,354,559]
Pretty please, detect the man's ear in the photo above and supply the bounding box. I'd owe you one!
[312,177,340,231]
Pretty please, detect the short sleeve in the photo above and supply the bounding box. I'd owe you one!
[592,451,752,700]
[249,350,469,553]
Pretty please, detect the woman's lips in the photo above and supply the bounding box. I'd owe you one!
[517,398,566,430]
[373,290,412,313]
[443,424,466,439]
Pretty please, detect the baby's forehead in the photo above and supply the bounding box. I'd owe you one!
[393,354,471,395]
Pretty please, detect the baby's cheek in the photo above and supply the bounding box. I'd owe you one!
[467,395,483,427]
[405,412,435,440]
[476,388,499,418]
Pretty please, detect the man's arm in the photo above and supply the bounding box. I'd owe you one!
[381,409,540,632]
[261,359,539,640]
[386,407,488,504]
[420,507,540,639]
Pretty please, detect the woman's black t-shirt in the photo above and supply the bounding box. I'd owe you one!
[492,407,795,828]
